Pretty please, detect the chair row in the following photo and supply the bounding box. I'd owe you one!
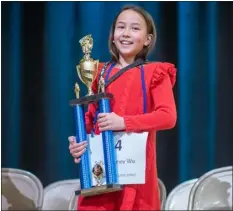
[1,168,166,210]
[165,166,232,210]
[43,177,167,210]
[2,166,232,210]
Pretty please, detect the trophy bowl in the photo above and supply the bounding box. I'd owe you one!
[77,59,99,96]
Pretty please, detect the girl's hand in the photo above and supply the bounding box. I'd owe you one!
[68,136,87,164]
[97,112,125,131]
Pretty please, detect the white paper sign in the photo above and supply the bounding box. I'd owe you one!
[87,132,148,185]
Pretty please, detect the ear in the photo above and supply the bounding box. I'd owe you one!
[144,34,153,47]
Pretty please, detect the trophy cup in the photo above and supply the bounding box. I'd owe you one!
[70,34,122,197]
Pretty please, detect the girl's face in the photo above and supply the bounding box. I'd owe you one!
[113,9,152,61]
[94,166,101,176]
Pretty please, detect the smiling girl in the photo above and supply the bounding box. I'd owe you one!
[69,4,177,210]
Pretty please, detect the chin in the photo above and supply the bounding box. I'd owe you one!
[119,50,135,58]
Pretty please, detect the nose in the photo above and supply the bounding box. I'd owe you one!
[122,27,131,37]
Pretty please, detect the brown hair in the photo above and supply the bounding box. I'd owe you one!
[108,5,157,63]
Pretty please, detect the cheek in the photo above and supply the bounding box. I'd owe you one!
[134,39,145,49]
[137,34,150,47]
[113,30,121,40]
[133,33,146,43]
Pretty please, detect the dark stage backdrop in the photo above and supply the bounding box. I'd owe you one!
[2,1,233,193]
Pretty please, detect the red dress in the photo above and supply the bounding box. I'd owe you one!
[77,62,177,210]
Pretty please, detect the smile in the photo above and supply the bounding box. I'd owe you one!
[120,40,133,45]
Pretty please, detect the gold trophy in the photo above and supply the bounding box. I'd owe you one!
[70,34,122,197]
[76,34,99,96]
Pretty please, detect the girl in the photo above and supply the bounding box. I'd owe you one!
[69,4,177,210]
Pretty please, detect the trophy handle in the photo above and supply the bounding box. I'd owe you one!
[95,60,99,71]
[76,64,86,85]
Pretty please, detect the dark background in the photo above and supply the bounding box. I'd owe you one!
[2,1,233,193]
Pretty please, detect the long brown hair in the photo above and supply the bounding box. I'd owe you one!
[108,5,157,63]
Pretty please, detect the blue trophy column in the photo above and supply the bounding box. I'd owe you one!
[73,104,92,189]
[99,98,118,184]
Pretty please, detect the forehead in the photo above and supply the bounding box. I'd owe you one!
[116,9,146,25]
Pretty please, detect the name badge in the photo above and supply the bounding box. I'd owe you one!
[87,132,148,185]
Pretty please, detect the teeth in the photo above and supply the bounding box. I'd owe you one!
[121,41,131,44]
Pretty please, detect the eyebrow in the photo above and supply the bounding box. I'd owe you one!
[116,21,141,26]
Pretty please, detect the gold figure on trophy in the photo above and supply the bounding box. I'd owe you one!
[92,161,104,187]
[99,76,105,93]
[76,35,99,96]
[74,83,80,99]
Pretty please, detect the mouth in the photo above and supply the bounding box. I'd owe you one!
[120,40,133,45]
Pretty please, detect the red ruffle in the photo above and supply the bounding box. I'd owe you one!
[151,62,177,89]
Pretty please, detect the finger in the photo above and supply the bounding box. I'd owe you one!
[97,113,107,119]
[74,158,81,164]
[72,148,86,158]
[99,125,111,132]
[98,121,109,128]
[69,136,87,144]
[70,143,87,153]
[68,136,76,144]
[97,116,107,123]
[69,142,87,152]
[70,146,85,154]
[69,141,87,149]
[69,142,76,150]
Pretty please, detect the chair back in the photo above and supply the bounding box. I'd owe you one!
[165,178,198,210]
[188,166,232,210]
[158,178,167,210]
[43,179,80,210]
[1,168,43,210]
[68,188,80,211]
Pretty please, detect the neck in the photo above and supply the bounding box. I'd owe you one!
[117,55,135,68]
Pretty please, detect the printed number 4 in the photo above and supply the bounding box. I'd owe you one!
[115,140,122,151]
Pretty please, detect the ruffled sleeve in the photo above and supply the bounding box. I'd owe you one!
[123,62,177,132]
[151,62,177,89]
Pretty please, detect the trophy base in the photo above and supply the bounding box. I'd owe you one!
[75,184,123,197]
[70,92,113,105]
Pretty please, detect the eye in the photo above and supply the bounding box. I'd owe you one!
[117,25,124,29]
[132,27,140,31]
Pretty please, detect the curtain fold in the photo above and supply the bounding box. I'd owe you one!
[2,2,22,168]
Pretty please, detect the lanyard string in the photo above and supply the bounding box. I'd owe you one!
[105,63,116,82]
[140,65,147,114]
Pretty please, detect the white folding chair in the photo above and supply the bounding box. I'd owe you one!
[68,189,79,211]
[158,178,167,210]
[164,178,198,210]
[1,168,44,210]
[188,166,232,210]
[42,179,80,210]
